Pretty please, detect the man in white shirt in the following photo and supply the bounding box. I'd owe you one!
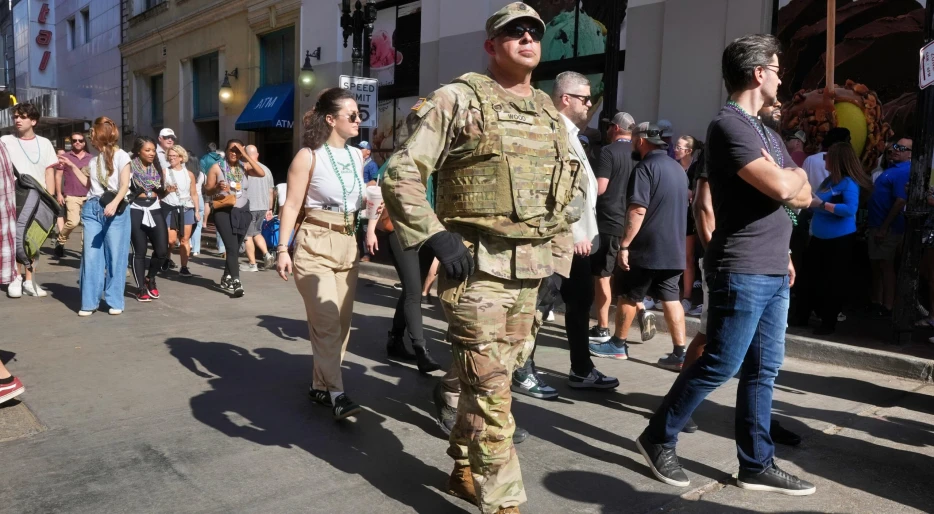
[156,128,176,171]
[1,102,59,298]
[511,71,620,400]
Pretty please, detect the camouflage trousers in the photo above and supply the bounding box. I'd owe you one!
[439,271,540,514]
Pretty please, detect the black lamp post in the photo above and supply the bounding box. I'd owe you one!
[341,0,377,78]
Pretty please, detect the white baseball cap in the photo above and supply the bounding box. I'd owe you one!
[159,128,176,139]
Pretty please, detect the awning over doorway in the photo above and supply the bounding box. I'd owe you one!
[235,84,294,131]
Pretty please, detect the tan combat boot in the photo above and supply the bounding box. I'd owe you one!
[446,465,478,505]
[495,507,520,513]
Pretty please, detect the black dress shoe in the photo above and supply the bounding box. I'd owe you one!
[414,346,441,374]
[681,417,698,433]
[770,420,802,446]
[386,331,416,361]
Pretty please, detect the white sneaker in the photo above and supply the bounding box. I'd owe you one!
[680,299,692,313]
[7,276,22,298]
[109,308,123,315]
[78,310,94,317]
[546,310,556,322]
[239,263,259,272]
[23,280,46,297]
[262,252,276,270]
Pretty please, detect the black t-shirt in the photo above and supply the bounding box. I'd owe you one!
[594,139,635,236]
[626,149,688,270]
[704,106,794,275]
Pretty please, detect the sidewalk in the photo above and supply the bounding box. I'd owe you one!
[358,261,934,382]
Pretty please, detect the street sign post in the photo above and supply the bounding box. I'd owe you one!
[919,40,934,90]
[339,75,378,129]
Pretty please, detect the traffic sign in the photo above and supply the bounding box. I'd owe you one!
[339,75,378,129]
[920,40,934,89]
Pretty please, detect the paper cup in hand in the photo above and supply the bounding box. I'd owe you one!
[366,185,383,218]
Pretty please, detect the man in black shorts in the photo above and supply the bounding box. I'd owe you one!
[590,112,656,345]
[589,123,687,362]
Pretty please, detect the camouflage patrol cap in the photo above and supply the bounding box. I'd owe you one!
[485,2,546,39]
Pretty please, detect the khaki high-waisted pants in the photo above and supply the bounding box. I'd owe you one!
[292,209,359,392]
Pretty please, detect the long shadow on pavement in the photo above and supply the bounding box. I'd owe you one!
[165,337,465,513]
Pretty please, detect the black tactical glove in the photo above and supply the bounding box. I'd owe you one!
[426,231,474,282]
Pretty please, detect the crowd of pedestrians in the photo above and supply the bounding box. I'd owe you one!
[2,3,929,512]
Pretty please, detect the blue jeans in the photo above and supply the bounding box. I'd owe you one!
[191,199,204,254]
[646,271,789,473]
[79,199,132,311]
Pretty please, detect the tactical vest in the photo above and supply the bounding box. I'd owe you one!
[435,72,580,239]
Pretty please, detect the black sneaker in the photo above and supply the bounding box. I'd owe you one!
[332,393,362,420]
[53,244,65,258]
[682,417,698,434]
[736,463,816,496]
[636,430,690,487]
[309,387,332,406]
[512,366,559,400]
[770,420,802,446]
[567,368,619,389]
[219,274,233,291]
[232,279,245,298]
[638,309,657,342]
[433,382,457,437]
[392,282,403,290]
[386,332,416,361]
[588,325,611,343]
[179,266,193,278]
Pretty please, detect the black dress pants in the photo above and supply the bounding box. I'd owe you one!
[388,231,427,349]
[797,233,856,329]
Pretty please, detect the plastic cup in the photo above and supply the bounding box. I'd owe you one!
[366,185,383,218]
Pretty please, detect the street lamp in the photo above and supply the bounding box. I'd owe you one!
[299,48,321,96]
[219,68,238,105]
[340,0,377,78]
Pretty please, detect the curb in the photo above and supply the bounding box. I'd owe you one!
[358,262,934,383]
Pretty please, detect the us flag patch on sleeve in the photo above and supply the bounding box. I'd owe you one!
[412,98,428,112]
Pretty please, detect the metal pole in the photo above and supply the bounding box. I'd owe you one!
[893,0,934,344]
[351,1,364,78]
[599,0,624,139]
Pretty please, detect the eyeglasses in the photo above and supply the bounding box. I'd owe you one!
[336,113,360,123]
[497,24,543,42]
[168,154,180,159]
[759,64,781,75]
[639,129,663,138]
[674,146,690,152]
[72,138,85,143]
[892,143,912,152]
[565,93,592,105]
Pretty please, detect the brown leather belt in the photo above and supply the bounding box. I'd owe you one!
[305,217,354,234]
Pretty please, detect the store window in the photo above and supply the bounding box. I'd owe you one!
[151,74,164,128]
[372,1,421,163]
[260,27,295,86]
[193,52,219,120]
[81,8,90,44]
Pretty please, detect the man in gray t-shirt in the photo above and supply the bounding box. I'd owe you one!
[242,145,275,271]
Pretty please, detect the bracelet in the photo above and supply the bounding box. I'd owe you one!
[620,247,629,251]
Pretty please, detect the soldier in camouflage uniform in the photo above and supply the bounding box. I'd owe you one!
[381,3,581,514]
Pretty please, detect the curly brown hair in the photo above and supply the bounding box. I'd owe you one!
[90,116,120,177]
[302,88,356,150]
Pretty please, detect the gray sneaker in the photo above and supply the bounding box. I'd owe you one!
[239,263,259,272]
[262,252,276,270]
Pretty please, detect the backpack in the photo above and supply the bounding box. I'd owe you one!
[14,170,63,269]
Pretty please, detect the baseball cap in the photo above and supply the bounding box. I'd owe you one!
[610,112,635,132]
[485,2,546,39]
[791,130,806,144]
[635,122,667,147]
[159,128,176,139]
[358,141,371,150]
[578,134,590,146]
[657,119,674,138]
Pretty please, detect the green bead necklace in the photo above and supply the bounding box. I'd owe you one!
[323,144,362,234]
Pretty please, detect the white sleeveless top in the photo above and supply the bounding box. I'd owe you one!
[163,166,193,208]
[306,145,364,213]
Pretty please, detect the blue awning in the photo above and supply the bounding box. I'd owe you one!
[235,84,295,131]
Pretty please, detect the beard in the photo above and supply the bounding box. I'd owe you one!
[631,150,642,162]
[761,111,781,132]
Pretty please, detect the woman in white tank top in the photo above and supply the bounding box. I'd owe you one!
[162,145,200,276]
[276,87,365,421]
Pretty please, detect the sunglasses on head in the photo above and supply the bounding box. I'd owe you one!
[639,129,662,138]
[892,143,912,152]
[498,23,543,42]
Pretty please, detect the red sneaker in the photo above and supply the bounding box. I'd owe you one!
[137,290,152,302]
[0,376,25,405]
[146,278,160,299]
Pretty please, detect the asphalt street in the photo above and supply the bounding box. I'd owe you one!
[0,250,932,513]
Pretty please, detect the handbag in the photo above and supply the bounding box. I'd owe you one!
[96,155,128,215]
[376,201,394,233]
[212,192,236,210]
[288,148,317,258]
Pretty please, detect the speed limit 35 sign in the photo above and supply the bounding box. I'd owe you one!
[339,75,378,129]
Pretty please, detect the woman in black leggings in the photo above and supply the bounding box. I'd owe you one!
[128,136,169,302]
[204,139,266,297]
[366,207,441,373]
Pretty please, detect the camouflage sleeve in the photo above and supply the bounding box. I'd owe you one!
[382,86,465,249]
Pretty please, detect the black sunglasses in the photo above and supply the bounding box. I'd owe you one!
[498,24,543,42]
[639,129,663,138]
[565,93,592,105]
[336,113,359,123]
[72,138,85,143]
[892,143,912,152]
